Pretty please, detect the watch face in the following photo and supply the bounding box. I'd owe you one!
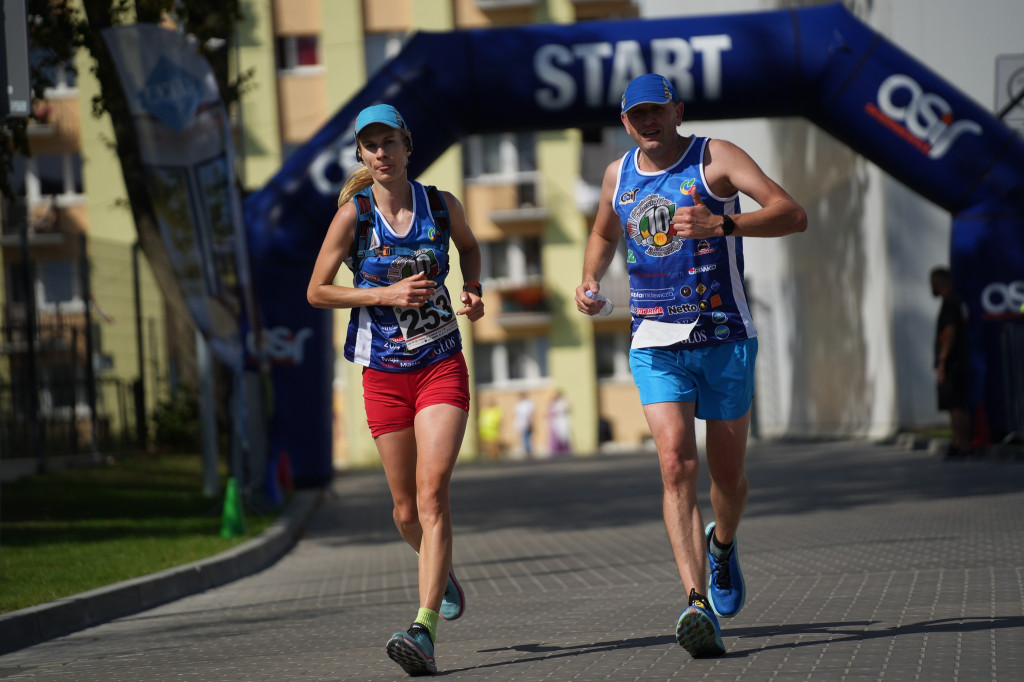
[722,216,736,236]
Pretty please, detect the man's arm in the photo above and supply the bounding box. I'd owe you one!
[672,139,807,240]
[576,160,624,316]
[936,321,956,382]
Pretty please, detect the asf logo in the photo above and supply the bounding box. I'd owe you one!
[864,73,982,159]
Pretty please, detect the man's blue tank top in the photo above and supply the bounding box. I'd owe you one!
[613,136,756,348]
[343,181,462,371]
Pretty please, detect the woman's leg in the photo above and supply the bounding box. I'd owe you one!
[411,402,467,611]
[375,427,422,551]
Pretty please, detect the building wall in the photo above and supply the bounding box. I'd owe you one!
[637,0,1024,439]
[242,0,1024,468]
[75,24,170,441]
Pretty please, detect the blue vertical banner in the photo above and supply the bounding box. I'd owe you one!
[102,25,267,478]
[103,24,257,368]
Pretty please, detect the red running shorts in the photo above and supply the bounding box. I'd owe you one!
[362,352,470,438]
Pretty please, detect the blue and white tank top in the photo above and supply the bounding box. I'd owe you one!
[343,181,462,371]
[613,136,756,349]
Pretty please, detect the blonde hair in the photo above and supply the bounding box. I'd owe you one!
[338,166,373,207]
[337,128,414,207]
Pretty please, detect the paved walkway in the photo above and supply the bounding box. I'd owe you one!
[1,440,1022,680]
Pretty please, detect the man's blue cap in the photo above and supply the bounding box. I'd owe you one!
[355,104,409,137]
[621,74,678,113]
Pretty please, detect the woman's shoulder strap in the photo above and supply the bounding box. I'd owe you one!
[350,186,375,272]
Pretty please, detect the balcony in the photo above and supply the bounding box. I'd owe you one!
[496,281,552,329]
[571,0,638,21]
[464,171,547,239]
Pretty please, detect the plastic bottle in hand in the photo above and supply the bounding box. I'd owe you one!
[586,290,614,316]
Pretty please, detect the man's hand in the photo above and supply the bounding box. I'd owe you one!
[671,188,720,239]
[575,281,603,316]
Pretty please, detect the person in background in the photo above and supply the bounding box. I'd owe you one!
[513,392,536,458]
[930,266,971,457]
[547,390,572,455]
[576,74,806,658]
[478,398,505,460]
[308,103,484,676]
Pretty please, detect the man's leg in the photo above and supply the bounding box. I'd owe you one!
[950,406,971,452]
[644,400,727,657]
[705,411,750,546]
[703,411,750,618]
[642,401,705,596]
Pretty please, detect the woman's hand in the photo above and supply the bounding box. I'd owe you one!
[381,272,436,307]
[457,291,485,321]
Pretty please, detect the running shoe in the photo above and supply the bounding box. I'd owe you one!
[386,623,437,676]
[676,589,726,658]
[705,521,746,618]
[440,568,465,621]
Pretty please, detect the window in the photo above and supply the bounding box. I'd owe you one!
[276,35,321,70]
[473,337,548,387]
[480,236,542,285]
[30,47,77,92]
[463,132,537,178]
[6,259,82,311]
[595,331,631,380]
[14,153,84,201]
[579,126,634,213]
[38,260,76,305]
[364,32,405,78]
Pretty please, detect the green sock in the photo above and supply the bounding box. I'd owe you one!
[415,607,439,643]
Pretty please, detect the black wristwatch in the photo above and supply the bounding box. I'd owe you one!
[721,215,736,237]
[463,280,482,296]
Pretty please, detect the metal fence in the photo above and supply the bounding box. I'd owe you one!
[0,375,142,460]
[0,313,144,462]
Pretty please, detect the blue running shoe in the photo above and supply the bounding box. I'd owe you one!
[705,521,746,618]
[386,623,437,676]
[676,590,726,658]
[440,568,465,621]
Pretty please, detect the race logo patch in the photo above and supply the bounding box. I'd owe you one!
[388,249,441,282]
[626,194,683,257]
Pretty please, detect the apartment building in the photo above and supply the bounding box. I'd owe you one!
[1,29,169,459]
[237,0,646,468]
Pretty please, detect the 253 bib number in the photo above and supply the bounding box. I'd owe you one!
[394,289,458,350]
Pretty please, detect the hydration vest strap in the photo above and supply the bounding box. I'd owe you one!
[351,186,375,273]
[350,185,451,273]
[425,185,450,245]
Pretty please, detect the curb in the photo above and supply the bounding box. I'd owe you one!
[0,487,323,656]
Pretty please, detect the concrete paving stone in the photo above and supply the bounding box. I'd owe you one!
[0,441,1022,680]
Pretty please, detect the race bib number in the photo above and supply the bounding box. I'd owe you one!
[394,288,459,350]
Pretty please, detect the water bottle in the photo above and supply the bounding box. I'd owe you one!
[586,290,614,316]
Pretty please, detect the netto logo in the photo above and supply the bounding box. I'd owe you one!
[864,73,982,159]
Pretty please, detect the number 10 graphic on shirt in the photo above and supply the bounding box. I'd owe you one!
[388,249,459,351]
[627,194,684,257]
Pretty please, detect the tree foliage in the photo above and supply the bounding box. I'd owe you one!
[0,0,248,198]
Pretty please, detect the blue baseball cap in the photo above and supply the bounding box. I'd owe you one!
[354,104,409,137]
[621,74,678,113]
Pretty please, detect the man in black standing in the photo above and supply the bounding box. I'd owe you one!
[930,266,971,456]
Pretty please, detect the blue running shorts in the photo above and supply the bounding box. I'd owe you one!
[628,338,758,420]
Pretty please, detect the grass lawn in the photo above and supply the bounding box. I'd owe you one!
[0,454,278,615]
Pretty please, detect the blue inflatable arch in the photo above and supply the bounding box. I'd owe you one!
[245,1,1024,485]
